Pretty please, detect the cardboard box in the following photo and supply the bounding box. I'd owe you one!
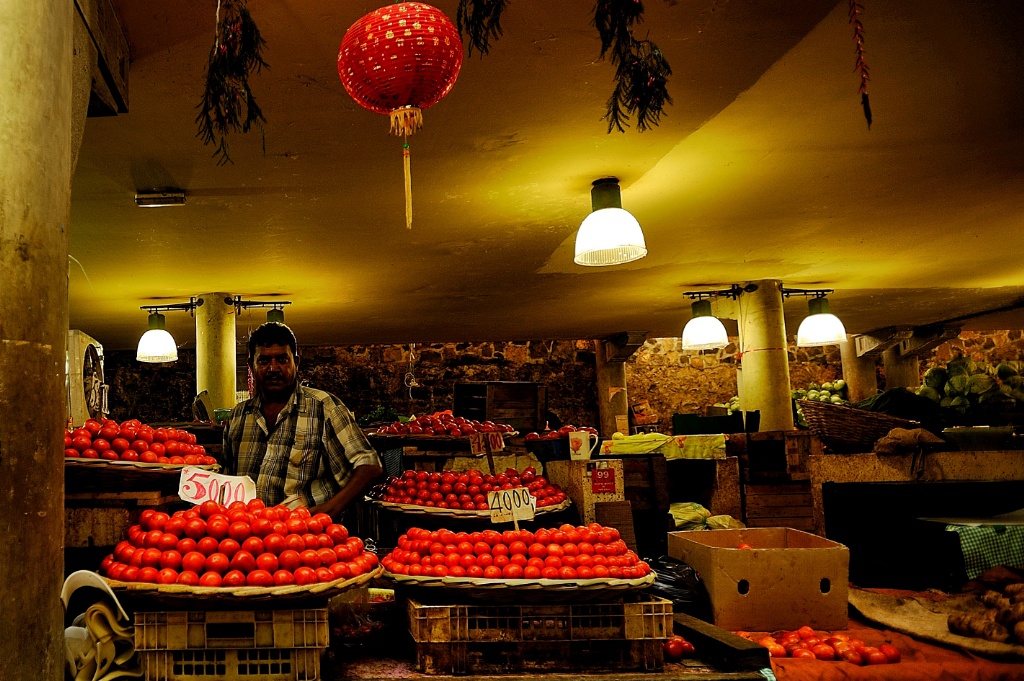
[667,528,849,631]
[545,459,624,525]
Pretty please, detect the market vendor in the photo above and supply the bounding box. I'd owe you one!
[222,322,382,520]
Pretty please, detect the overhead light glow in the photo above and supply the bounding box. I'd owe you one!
[136,312,178,363]
[681,299,729,350]
[574,178,647,266]
[796,297,847,347]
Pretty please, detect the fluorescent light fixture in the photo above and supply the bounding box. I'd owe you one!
[574,178,647,266]
[796,297,847,347]
[136,312,178,362]
[681,299,729,350]
[135,190,186,207]
[267,308,285,323]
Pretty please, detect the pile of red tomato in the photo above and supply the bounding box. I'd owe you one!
[382,524,652,580]
[741,626,901,665]
[369,466,568,510]
[65,418,216,466]
[375,410,515,436]
[663,635,696,660]
[99,499,378,588]
[524,424,599,441]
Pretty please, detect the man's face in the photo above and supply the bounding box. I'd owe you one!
[251,343,298,400]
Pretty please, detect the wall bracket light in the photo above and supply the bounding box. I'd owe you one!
[134,189,186,207]
[231,297,292,323]
[680,284,846,350]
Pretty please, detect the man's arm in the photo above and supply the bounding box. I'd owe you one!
[311,462,382,521]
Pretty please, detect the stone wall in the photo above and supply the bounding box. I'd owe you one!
[103,331,1024,429]
[104,340,599,429]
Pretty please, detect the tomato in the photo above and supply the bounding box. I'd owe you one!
[121,566,140,582]
[222,570,246,587]
[796,625,816,639]
[262,533,286,556]
[72,436,92,452]
[840,650,864,665]
[293,566,317,586]
[230,551,257,574]
[737,543,753,550]
[279,550,302,573]
[330,562,352,580]
[559,566,578,579]
[250,519,273,538]
[792,648,817,660]
[204,553,230,575]
[137,567,159,583]
[256,552,280,573]
[864,650,889,665]
[811,644,835,661]
[199,501,222,519]
[196,537,220,556]
[664,639,685,660]
[136,428,154,444]
[317,548,338,567]
[207,518,229,540]
[273,569,295,586]
[218,538,240,560]
[99,425,119,440]
[198,571,222,587]
[247,569,275,587]
[184,518,207,540]
[131,440,150,454]
[182,551,206,574]
[159,550,182,571]
[878,644,901,663]
[176,571,200,586]
[162,517,186,538]
[65,449,80,458]
[157,568,179,585]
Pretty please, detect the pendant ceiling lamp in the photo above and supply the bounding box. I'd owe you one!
[574,177,647,266]
[681,299,729,350]
[136,312,178,363]
[337,3,463,230]
[796,295,847,347]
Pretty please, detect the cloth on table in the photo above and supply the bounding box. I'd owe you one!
[946,524,1024,580]
[600,433,727,459]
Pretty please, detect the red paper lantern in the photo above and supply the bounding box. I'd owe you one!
[337,3,463,137]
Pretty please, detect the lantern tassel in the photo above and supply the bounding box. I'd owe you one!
[390,106,423,137]
[403,140,412,230]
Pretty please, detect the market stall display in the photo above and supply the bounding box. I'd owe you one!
[367,466,570,514]
[372,410,516,436]
[740,626,902,665]
[97,499,381,600]
[65,418,217,466]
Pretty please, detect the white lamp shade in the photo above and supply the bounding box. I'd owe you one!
[573,208,647,266]
[137,329,178,362]
[796,313,847,347]
[681,315,729,350]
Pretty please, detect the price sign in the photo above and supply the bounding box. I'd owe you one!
[591,467,617,493]
[178,467,256,506]
[487,488,536,523]
[469,432,506,455]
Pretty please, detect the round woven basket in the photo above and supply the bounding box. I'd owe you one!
[798,399,920,453]
[101,565,383,605]
[369,496,571,519]
[385,570,656,602]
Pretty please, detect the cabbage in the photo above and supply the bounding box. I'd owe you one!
[924,367,949,390]
[967,374,997,395]
[1005,376,1024,391]
[916,386,942,403]
[945,375,970,396]
[998,363,1020,381]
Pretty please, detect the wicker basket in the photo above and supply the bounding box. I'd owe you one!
[798,399,920,453]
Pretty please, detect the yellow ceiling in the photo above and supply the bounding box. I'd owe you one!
[69,0,1024,350]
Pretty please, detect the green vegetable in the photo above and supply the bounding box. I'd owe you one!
[967,374,997,395]
[945,375,970,397]
[1005,376,1024,391]
[997,363,1019,381]
[916,386,942,403]
[924,367,949,390]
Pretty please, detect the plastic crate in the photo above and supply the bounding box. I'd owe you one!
[135,609,329,651]
[408,595,671,643]
[415,638,664,674]
[138,647,322,681]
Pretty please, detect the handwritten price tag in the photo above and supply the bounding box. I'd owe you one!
[469,432,506,455]
[487,488,536,523]
[178,467,257,506]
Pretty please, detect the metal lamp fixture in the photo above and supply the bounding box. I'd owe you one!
[136,311,181,362]
[681,298,729,350]
[136,298,293,363]
[574,177,647,266]
[795,294,847,347]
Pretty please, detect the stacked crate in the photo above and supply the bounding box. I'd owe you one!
[407,595,672,674]
[134,608,328,681]
[738,431,821,532]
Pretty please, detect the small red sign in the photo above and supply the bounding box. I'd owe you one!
[591,467,616,494]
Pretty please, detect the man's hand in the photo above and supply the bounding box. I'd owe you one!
[311,463,383,521]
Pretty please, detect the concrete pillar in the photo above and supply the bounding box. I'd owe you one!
[595,342,630,437]
[196,293,237,411]
[737,280,794,431]
[882,347,921,390]
[840,334,879,402]
[0,2,73,679]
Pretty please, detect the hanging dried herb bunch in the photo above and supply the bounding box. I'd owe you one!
[455,0,672,132]
[849,0,871,129]
[456,0,510,57]
[195,0,269,165]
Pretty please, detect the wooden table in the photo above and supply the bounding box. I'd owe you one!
[807,450,1024,536]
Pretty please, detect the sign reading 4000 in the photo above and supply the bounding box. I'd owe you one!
[178,467,257,506]
[487,487,536,523]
